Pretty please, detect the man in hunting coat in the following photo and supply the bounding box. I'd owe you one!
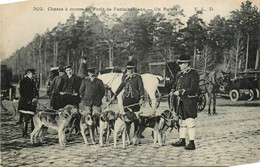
[60,65,82,108]
[17,69,39,137]
[79,67,105,116]
[170,54,199,150]
[49,66,66,110]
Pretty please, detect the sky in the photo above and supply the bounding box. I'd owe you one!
[0,0,259,61]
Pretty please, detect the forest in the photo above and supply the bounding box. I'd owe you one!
[2,0,260,84]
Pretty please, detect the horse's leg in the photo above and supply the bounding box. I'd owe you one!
[213,92,217,115]
[207,92,212,115]
[117,93,124,113]
[146,87,157,115]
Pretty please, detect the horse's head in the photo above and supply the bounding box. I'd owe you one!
[210,68,231,87]
[97,73,122,87]
[221,71,231,82]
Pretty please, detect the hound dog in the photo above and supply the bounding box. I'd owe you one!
[113,111,137,149]
[30,105,78,147]
[79,112,95,146]
[99,110,117,147]
[133,110,175,147]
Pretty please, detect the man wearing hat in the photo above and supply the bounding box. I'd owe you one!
[49,66,66,110]
[114,61,145,137]
[17,69,39,137]
[79,67,105,123]
[123,52,138,73]
[60,65,82,108]
[170,54,199,150]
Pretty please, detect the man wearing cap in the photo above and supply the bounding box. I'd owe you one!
[79,67,105,122]
[60,65,82,108]
[115,61,145,113]
[114,61,145,137]
[123,52,138,73]
[17,69,39,137]
[49,66,66,110]
[170,54,199,150]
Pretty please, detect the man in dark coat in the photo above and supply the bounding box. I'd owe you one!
[60,65,82,108]
[17,69,39,137]
[79,67,105,117]
[49,66,66,110]
[115,61,145,113]
[170,54,199,150]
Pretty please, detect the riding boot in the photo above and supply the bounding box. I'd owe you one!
[16,113,23,125]
[171,138,186,147]
[22,121,28,137]
[185,140,196,150]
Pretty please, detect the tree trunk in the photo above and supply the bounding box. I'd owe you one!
[44,46,47,82]
[99,59,102,71]
[168,44,172,61]
[235,32,240,79]
[53,42,56,67]
[33,43,36,69]
[37,51,40,76]
[28,50,31,68]
[245,33,249,71]
[109,44,113,67]
[255,47,259,70]
[67,51,70,65]
[39,47,42,75]
[56,42,58,66]
[193,44,196,68]
[53,42,58,67]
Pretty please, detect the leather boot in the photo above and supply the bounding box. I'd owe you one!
[185,140,195,150]
[16,113,23,125]
[171,138,186,147]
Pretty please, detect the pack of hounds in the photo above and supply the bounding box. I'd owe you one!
[30,105,179,148]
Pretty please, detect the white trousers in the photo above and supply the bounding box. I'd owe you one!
[179,118,195,140]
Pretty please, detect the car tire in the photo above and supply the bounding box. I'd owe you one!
[229,89,240,102]
[247,89,254,101]
[254,88,259,100]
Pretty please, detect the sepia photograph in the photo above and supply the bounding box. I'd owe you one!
[0,0,260,166]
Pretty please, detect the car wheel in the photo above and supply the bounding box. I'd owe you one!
[247,89,254,101]
[254,88,259,100]
[229,89,240,102]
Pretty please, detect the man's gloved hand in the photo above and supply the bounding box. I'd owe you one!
[32,98,38,103]
[169,89,176,96]
[173,91,180,96]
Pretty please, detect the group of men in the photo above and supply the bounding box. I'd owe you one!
[17,53,199,150]
[48,59,106,119]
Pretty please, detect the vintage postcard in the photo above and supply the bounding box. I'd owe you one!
[1,0,259,166]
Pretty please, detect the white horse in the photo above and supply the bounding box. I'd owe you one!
[98,73,163,113]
